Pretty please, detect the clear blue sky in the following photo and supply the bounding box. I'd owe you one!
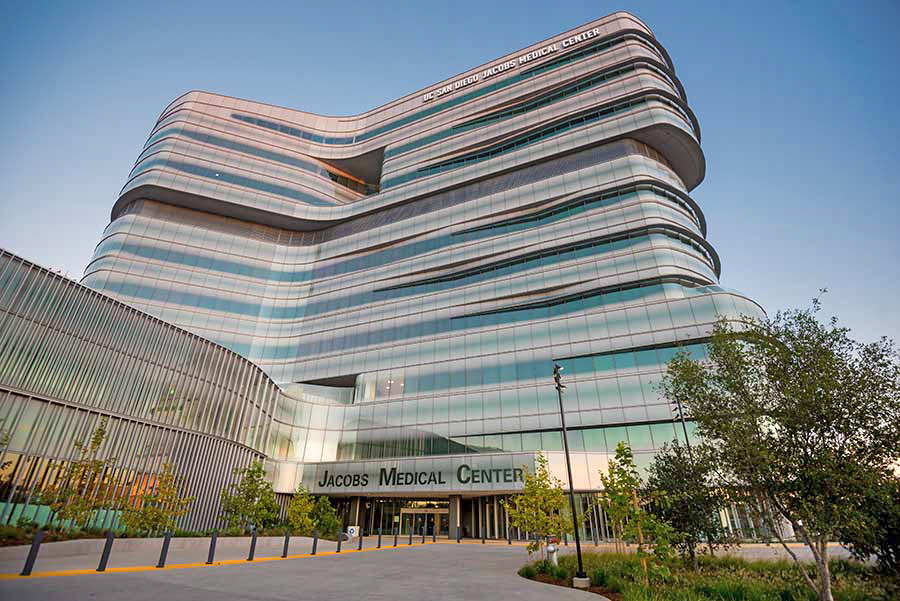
[1,1,898,343]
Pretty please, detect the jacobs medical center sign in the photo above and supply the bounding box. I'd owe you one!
[421,27,603,103]
[306,454,539,494]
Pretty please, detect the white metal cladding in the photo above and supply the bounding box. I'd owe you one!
[2,13,768,520]
[82,13,765,493]
[0,251,274,530]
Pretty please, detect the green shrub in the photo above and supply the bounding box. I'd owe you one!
[0,525,28,546]
[219,526,245,537]
[518,565,536,579]
[523,551,889,600]
[694,579,775,601]
[552,565,568,582]
[172,529,206,537]
[535,559,552,574]
[778,589,816,601]
[606,574,627,594]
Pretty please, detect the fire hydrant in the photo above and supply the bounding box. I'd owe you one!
[546,543,558,566]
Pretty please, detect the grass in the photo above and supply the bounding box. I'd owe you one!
[517,551,895,601]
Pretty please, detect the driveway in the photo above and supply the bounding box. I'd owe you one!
[0,541,587,601]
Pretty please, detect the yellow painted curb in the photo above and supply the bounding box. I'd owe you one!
[0,541,441,580]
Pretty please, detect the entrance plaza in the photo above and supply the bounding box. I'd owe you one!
[0,543,575,601]
[0,536,852,601]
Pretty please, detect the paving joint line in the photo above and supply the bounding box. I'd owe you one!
[0,541,448,580]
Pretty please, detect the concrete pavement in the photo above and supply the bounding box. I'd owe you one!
[0,542,581,601]
[0,534,857,601]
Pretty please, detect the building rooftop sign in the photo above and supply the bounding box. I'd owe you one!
[421,26,602,103]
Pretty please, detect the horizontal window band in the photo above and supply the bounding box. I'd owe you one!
[382,56,679,159]
[374,225,717,295]
[400,92,694,184]
[220,29,671,149]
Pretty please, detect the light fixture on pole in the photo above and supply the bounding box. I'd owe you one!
[553,363,586,583]
[670,396,693,458]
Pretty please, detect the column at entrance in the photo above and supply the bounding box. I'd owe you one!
[448,495,462,540]
[348,496,361,532]
[493,496,500,539]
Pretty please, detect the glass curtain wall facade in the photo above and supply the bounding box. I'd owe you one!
[0,250,276,530]
[0,12,766,532]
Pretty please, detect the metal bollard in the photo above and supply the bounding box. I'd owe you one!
[206,531,218,564]
[564,532,568,546]
[482,526,486,544]
[312,530,319,555]
[393,527,398,547]
[20,530,44,576]
[421,526,425,544]
[408,529,413,546]
[247,527,258,561]
[508,528,512,545]
[432,529,436,543]
[282,531,290,558]
[456,526,461,543]
[357,531,363,550]
[96,530,115,572]
[156,531,172,568]
[336,534,342,553]
[377,527,382,548]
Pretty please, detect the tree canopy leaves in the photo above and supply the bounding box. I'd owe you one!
[219,460,279,532]
[646,441,729,568]
[503,453,572,558]
[121,462,194,534]
[660,299,900,601]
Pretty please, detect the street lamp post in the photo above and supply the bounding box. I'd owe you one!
[671,396,693,459]
[553,363,586,582]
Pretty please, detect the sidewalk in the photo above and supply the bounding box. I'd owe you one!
[0,534,854,578]
[0,535,345,576]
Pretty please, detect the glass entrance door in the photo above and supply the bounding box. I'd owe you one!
[399,509,449,536]
[363,499,450,536]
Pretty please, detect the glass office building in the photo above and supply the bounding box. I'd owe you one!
[3,12,764,536]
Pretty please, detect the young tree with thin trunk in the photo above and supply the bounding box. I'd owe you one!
[502,453,571,560]
[44,418,114,530]
[285,485,316,535]
[660,295,900,601]
[600,441,674,585]
[219,460,279,532]
[121,462,194,534]
[309,495,340,538]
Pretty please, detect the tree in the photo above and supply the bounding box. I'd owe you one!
[660,297,900,601]
[646,440,729,569]
[44,418,115,530]
[838,470,900,576]
[219,460,279,532]
[600,441,674,585]
[121,462,194,534]
[285,485,316,534]
[502,453,571,559]
[310,495,340,538]
[600,441,638,554]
